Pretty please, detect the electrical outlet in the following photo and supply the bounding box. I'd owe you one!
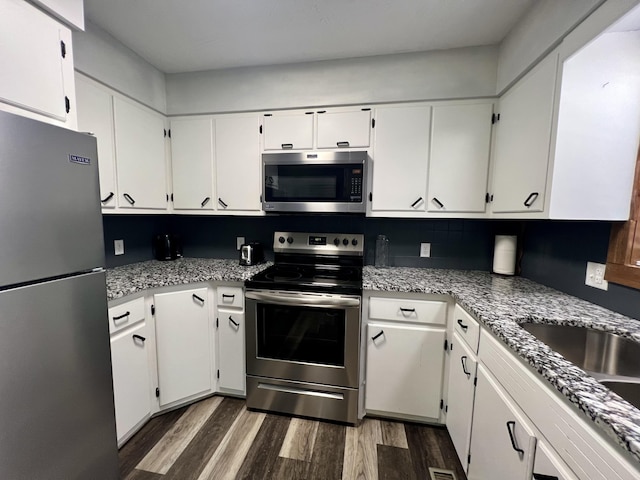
[114,239,124,256]
[585,261,608,290]
[236,237,245,250]
[420,243,431,258]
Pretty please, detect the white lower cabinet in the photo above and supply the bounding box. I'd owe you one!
[216,285,246,394]
[365,322,445,419]
[154,288,212,407]
[467,364,537,480]
[445,331,477,472]
[534,440,579,480]
[110,321,151,446]
[217,310,245,393]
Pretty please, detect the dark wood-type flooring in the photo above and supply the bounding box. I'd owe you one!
[118,396,467,480]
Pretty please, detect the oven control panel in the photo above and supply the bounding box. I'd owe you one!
[274,231,364,256]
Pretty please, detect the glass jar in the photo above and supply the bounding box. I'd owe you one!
[375,235,389,267]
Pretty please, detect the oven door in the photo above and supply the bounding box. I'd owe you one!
[245,290,361,388]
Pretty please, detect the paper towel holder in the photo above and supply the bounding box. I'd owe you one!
[492,235,518,276]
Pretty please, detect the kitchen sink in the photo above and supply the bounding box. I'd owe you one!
[600,381,640,410]
[520,323,640,377]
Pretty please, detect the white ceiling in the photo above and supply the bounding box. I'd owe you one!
[84,0,536,74]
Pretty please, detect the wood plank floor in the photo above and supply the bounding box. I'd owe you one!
[119,396,467,480]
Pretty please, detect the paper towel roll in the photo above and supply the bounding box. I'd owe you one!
[493,235,517,275]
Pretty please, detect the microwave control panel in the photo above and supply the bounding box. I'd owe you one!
[349,168,363,201]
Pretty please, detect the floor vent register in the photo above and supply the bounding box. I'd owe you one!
[429,467,457,480]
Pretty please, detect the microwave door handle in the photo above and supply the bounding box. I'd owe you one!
[245,291,360,308]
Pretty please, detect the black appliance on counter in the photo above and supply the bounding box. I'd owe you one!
[245,231,364,424]
[153,234,182,261]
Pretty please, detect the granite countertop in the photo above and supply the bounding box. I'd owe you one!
[363,266,640,464]
[106,259,640,464]
[106,258,272,301]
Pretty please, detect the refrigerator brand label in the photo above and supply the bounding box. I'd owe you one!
[68,154,91,165]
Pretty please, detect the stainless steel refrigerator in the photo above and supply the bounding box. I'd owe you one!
[0,111,119,479]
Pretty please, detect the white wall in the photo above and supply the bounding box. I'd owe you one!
[497,0,605,94]
[165,47,498,115]
[73,21,167,113]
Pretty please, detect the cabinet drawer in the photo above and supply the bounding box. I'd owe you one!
[108,297,145,334]
[217,286,243,309]
[453,304,480,354]
[368,297,446,325]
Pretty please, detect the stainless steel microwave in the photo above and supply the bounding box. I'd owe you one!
[262,151,368,213]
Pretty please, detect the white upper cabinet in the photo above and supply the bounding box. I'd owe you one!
[427,103,493,213]
[170,118,214,210]
[0,0,75,127]
[547,31,640,220]
[316,109,371,149]
[370,105,431,212]
[215,114,262,212]
[490,52,558,214]
[263,112,314,151]
[75,74,116,209]
[114,97,168,209]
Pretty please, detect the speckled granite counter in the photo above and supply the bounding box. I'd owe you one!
[106,258,271,301]
[364,266,640,464]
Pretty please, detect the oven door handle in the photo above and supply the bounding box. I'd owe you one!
[245,291,360,308]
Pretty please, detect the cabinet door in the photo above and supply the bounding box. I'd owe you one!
[170,118,214,210]
[75,75,117,209]
[534,440,579,480]
[365,322,445,418]
[217,310,245,393]
[215,115,261,211]
[154,288,211,407]
[110,322,150,444]
[371,105,431,212]
[263,113,314,150]
[446,332,478,472]
[317,110,371,149]
[428,103,492,213]
[491,52,558,213]
[467,365,536,480]
[0,0,68,121]
[114,97,167,209]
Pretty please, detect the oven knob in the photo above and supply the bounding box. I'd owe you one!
[342,238,349,246]
[352,238,358,246]
[333,238,340,247]
[287,236,294,244]
[278,236,286,244]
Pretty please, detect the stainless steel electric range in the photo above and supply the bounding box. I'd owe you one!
[244,231,364,424]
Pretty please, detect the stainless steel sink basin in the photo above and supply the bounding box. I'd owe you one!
[520,323,640,377]
[600,381,640,410]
